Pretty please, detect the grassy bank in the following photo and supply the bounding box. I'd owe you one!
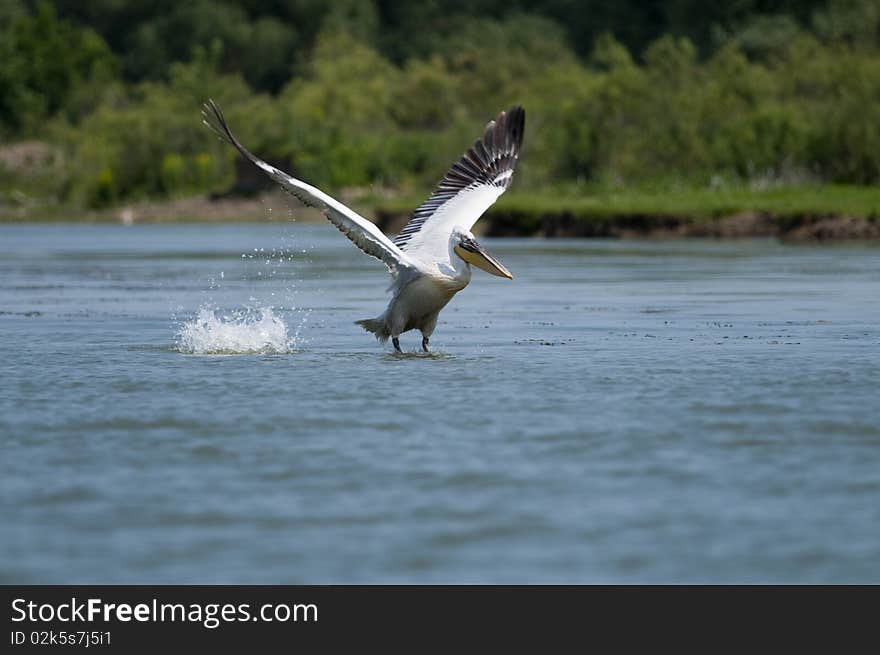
[375,185,880,240]
[3,184,880,240]
[503,184,880,217]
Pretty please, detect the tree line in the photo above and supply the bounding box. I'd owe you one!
[2,0,879,208]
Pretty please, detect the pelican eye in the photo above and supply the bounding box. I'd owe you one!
[459,237,480,253]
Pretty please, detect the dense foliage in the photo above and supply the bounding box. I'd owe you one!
[2,0,880,208]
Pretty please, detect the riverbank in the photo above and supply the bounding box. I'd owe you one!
[0,190,326,224]
[376,185,880,241]
[3,185,879,240]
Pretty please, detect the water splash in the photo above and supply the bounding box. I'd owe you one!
[175,305,302,355]
[174,225,314,355]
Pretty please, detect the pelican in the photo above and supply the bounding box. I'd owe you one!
[202,100,525,352]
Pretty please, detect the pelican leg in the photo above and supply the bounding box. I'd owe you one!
[392,337,401,353]
[422,336,429,352]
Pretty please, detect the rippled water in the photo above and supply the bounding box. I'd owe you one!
[1,223,879,583]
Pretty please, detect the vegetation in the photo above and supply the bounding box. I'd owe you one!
[2,0,880,222]
[382,185,880,221]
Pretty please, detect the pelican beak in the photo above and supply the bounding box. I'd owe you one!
[455,237,513,279]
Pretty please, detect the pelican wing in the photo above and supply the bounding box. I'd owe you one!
[202,100,412,273]
[394,106,525,262]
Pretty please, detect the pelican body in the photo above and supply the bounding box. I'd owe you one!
[203,101,524,352]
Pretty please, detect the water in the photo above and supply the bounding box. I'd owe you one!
[1,223,879,583]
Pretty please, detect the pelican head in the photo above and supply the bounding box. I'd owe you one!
[453,230,513,279]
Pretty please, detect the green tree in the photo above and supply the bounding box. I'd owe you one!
[277,29,400,187]
[0,1,117,136]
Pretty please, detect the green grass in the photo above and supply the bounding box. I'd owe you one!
[4,183,879,226]
[377,184,880,221]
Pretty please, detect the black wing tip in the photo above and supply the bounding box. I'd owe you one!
[506,105,525,121]
[201,98,236,147]
[508,105,525,131]
[483,105,525,154]
[506,105,525,150]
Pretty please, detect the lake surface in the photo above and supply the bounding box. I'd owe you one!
[1,223,879,583]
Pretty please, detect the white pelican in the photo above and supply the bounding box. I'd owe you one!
[202,100,525,352]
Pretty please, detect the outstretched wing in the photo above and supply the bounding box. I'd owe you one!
[202,99,412,273]
[394,106,524,262]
